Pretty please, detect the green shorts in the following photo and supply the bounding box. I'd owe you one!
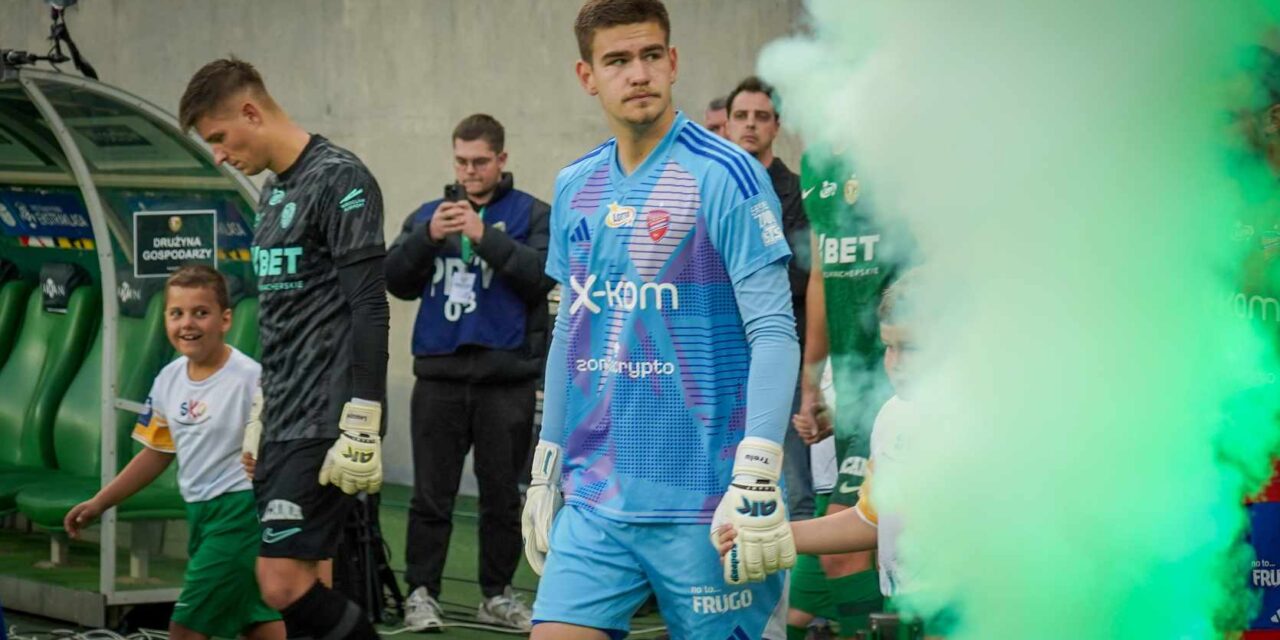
[172,490,280,637]
[788,494,884,634]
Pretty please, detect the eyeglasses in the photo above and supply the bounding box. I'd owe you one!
[454,157,495,170]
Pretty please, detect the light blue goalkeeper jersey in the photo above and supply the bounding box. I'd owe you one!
[543,112,792,523]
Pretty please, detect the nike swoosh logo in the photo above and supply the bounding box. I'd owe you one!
[174,602,190,608]
[802,187,816,199]
[262,527,303,544]
[837,482,860,494]
[341,188,364,203]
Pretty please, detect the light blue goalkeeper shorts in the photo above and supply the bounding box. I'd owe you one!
[531,503,788,639]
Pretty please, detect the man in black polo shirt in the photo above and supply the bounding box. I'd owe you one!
[725,75,813,520]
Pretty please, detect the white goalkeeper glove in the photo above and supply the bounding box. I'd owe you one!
[522,440,563,575]
[243,386,263,459]
[319,398,383,495]
[242,386,264,480]
[710,437,796,585]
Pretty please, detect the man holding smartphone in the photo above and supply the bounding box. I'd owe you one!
[385,114,554,631]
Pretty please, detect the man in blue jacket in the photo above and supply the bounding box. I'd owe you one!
[385,114,553,632]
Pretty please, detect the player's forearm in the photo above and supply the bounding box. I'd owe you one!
[737,264,800,444]
[792,505,878,555]
[338,256,391,403]
[537,299,571,446]
[95,447,174,507]
[802,236,829,390]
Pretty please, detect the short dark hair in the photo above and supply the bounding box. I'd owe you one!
[726,76,779,120]
[452,114,505,153]
[574,0,670,62]
[178,57,270,132]
[166,265,230,311]
[707,96,727,112]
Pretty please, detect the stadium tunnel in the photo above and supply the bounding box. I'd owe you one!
[0,48,259,625]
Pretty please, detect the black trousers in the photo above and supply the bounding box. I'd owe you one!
[404,377,536,599]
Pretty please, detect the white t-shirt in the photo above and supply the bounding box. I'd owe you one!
[855,393,915,597]
[810,361,838,493]
[132,348,259,503]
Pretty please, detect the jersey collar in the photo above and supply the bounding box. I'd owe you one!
[608,110,687,197]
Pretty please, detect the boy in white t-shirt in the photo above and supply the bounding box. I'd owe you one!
[719,270,948,636]
[65,265,283,640]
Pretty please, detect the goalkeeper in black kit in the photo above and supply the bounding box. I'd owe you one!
[180,57,390,640]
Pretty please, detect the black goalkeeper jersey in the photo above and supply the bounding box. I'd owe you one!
[252,135,385,441]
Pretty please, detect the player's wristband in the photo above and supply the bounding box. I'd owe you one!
[732,437,783,483]
[530,440,562,486]
[339,398,381,436]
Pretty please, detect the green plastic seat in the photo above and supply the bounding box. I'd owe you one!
[0,284,100,512]
[0,280,33,369]
[226,296,259,359]
[16,292,182,528]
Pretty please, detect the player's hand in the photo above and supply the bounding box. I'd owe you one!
[242,452,257,480]
[319,399,383,495]
[710,437,796,585]
[64,498,105,539]
[792,410,818,444]
[812,402,834,442]
[522,440,563,575]
[713,524,738,558]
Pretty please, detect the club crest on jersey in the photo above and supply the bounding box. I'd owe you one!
[844,176,861,205]
[646,209,670,242]
[280,202,297,229]
[605,202,636,228]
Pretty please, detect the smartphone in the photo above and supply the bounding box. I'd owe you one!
[444,183,465,202]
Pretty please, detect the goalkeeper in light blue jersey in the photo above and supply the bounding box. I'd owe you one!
[520,1,800,639]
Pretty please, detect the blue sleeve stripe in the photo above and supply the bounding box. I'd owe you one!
[683,125,762,195]
[564,139,616,170]
[676,132,756,199]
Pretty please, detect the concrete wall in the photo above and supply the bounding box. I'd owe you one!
[0,0,805,486]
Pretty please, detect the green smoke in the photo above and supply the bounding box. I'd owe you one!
[762,1,1280,637]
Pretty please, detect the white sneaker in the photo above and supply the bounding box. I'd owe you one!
[404,586,444,633]
[476,586,533,631]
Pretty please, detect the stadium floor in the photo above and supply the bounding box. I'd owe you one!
[1,484,668,639]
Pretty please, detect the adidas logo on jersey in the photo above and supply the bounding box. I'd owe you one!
[568,274,679,314]
[570,218,591,243]
[262,499,304,522]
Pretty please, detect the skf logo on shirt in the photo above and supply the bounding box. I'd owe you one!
[179,399,208,420]
[604,202,636,228]
[820,180,838,199]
